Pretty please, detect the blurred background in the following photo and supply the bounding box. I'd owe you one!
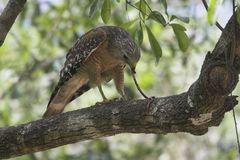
[0,0,239,159]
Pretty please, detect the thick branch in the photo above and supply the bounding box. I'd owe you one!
[0,95,237,159]
[0,0,27,46]
[0,12,240,160]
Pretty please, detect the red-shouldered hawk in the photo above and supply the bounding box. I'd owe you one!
[43,26,140,118]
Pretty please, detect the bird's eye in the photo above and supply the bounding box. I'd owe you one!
[123,54,128,60]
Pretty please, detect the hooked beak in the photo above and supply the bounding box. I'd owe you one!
[129,61,137,74]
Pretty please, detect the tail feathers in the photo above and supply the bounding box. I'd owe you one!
[68,83,91,102]
[43,84,65,118]
[43,83,91,118]
[46,85,60,109]
[42,103,65,118]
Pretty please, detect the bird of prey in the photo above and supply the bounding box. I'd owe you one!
[43,26,140,118]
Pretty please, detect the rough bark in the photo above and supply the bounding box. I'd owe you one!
[0,0,27,46]
[0,11,240,160]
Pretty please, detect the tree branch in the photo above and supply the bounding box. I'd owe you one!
[1,13,240,160]
[0,0,27,46]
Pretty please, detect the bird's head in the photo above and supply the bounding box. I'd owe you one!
[119,39,140,74]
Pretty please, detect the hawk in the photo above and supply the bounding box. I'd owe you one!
[43,26,140,118]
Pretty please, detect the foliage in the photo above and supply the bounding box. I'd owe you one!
[0,0,239,159]
[207,0,223,24]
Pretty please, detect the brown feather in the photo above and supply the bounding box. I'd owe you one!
[43,74,88,118]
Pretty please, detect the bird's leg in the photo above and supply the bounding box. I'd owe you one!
[95,85,111,105]
[113,64,127,101]
[98,85,108,102]
[119,90,127,100]
[88,64,109,105]
[115,83,127,101]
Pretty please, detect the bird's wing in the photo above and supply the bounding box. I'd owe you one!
[59,27,107,85]
[43,28,107,118]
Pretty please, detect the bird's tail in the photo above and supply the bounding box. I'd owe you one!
[42,85,62,118]
[43,79,90,118]
[68,83,91,103]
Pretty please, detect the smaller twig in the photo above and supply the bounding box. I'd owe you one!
[125,0,130,20]
[131,72,148,99]
[233,108,240,159]
[125,0,128,11]
[126,0,149,17]
[231,0,240,159]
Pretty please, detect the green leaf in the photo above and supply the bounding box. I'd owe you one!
[170,23,186,31]
[89,0,99,17]
[161,0,167,13]
[148,11,166,26]
[135,0,147,19]
[136,23,143,45]
[0,100,11,124]
[120,19,138,29]
[207,0,223,24]
[145,25,162,63]
[128,24,138,39]
[208,0,216,24]
[170,15,189,23]
[237,7,240,25]
[101,0,111,23]
[171,24,189,52]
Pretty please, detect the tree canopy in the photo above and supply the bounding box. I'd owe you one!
[0,0,240,159]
